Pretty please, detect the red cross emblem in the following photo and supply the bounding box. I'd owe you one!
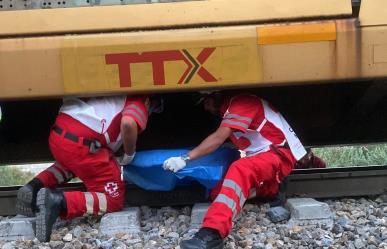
[105,182,119,197]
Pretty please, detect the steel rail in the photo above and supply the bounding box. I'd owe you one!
[287,165,387,198]
[0,166,386,216]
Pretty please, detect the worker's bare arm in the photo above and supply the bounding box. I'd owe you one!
[120,116,138,156]
[188,126,232,161]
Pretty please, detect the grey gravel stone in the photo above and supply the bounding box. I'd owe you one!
[100,239,113,249]
[2,196,386,249]
[62,233,72,242]
[252,242,265,249]
[1,242,16,249]
[72,225,83,238]
[320,237,334,247]
[266,206,290,223]
[49,241,64,249]
[99,208,141,236]
[167,232,179,239]
[62,244,73,249]
[286,198,332,219]
[332,223,344,234]
[0,216,36,241]
[354,238,365,248]
[337,217,351,226]
[286,198,334,229]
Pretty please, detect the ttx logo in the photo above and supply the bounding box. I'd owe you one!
[105,48,217,87]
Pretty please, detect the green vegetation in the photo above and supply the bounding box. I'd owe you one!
[0,166,35,186]
[0,144,385,186]
[313,144,387,168]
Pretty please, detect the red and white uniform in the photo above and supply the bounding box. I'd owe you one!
[203,95,306,237]
[36,95,148,219]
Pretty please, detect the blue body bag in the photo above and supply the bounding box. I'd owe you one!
[123,147,240,191]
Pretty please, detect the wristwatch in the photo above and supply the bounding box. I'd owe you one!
[181,154,191,162]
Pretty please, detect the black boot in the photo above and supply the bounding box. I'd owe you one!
[180,228,223,249]
[16,178,44,217]
[36,188,67,242]
[269,177,289,207]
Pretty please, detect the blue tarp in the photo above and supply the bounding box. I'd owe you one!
[123,147,240,191]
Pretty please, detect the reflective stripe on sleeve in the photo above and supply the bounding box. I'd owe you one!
[224,114,252,123]
[122,109,146,127]
[221,119,249,129]
[124,104,146,121]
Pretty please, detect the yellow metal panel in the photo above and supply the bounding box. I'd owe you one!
[2,19,387,100]
[61,27,261,94]
[359,0,387,26]
[0,37,64,99]
[261,41,336,83]
[361,26,387,78]
[257,22,336,45]
[0,25,263,99]
[374,44,387,64]
[259,19,360,83]
[0,0,352,37]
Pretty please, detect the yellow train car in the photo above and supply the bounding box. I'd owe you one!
[0,0,386,163]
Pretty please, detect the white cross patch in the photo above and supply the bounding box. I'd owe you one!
[104,182,119,197]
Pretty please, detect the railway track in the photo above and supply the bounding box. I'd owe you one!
[0,166,386,216]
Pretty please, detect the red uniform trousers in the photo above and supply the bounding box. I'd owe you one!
[36,126,125,219]
[203,147,296,238]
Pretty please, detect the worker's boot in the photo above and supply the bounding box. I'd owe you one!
[269,177,289,207]
[16,178,44,217]
[36,188,67,242]
[180,227,223,249]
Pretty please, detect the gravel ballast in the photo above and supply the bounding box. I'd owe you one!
[0,195,386,249]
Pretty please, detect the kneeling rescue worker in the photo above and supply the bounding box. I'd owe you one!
[163,92,313,249]
[16,95,163,242]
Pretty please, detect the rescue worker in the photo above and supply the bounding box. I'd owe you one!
[16,95,163,242]
[163,92,309,249]
[295,148,326,169]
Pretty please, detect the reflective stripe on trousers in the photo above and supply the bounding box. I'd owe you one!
[84,192,108,216]
[213,179,247,218]
[202,148,296,238]
[46,162,74,184]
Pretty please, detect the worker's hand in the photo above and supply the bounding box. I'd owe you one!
[119,152,136,166]
[163,156,187,173]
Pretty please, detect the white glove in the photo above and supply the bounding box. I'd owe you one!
[163,156,187,173]
[119,152,136,166]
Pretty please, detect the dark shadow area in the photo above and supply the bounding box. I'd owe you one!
[1,80,386,164]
